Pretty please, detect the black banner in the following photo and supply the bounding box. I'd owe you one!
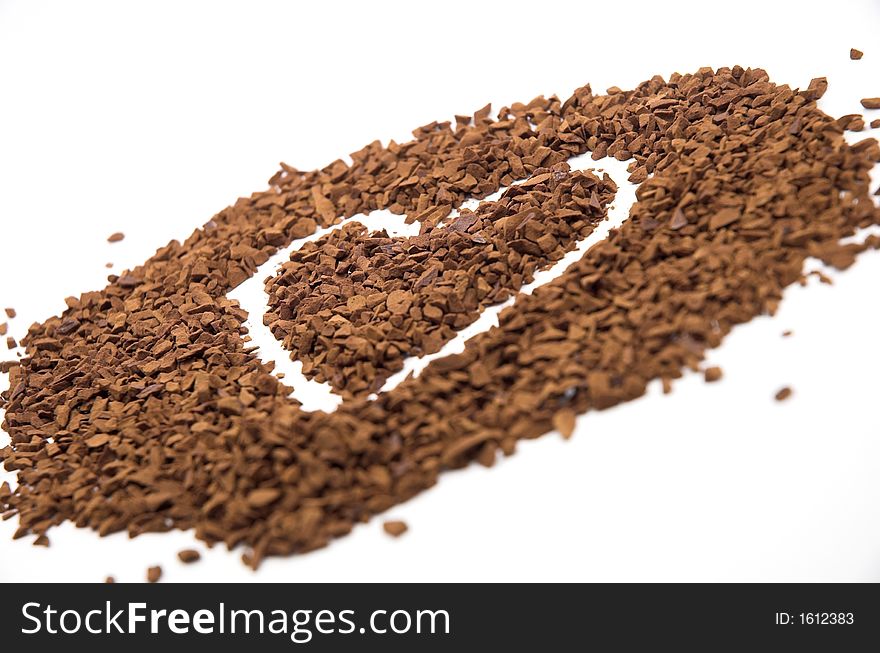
[0,583,876,650]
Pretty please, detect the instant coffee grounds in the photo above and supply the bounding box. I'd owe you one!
[1,67,879,569]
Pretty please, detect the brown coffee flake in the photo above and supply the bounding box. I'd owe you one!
[669,207,688,230]
[0,323,6,336]
[105,576,115,584]
[708,208,741,230]
[107,232,125,243]
[871,119,880,129]
[850,48,863,60]
[146,566,162,583]
[775,387,793,402]
[704,367,723,383]
[837,114,866,132]
[552,408,576,439]
[383,520,408,537]
[85,433,111,448]
[386,290,413,316]
[177,549,201,564]
[860,98,880,109]
[247,488,281,508]
[6,337,16,349]
[4,308,15,318]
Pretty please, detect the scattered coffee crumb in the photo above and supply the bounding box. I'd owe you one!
[669,207,688,230]
[4,308,15,319]
[837,114,865,132]
[0,323,6,336]
[33,534,49,546]
[871,119,880,129]
[146,565,162,583]
[6,337,16,350]
[107,232,125,243]
[704,366,723,383]
[860,98,880,110]
[775,387,793,402]
[105,262,113,269]
[105,576,115,584]
[177,549,201,564]
[850,48,863,60]
[552,408,576,439]
[808,269,833,285]
[383,520,408,538]
[782,330,793,337]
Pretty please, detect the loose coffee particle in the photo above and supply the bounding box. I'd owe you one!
[782,330,793,337]
[837,114,865,132]
[33,534,49,546]
[775,387,793,402]
[861,98,880,109]
[871,119,880,129]
[383,520,408,537]
[0,323,6,336]
[1,66,878,569]
[107,232,125,243]
[552,408,576,439]
[6,337,16,350]
[177,549,201,563]
[105,263,113,269]
[146,566,162,583]
[105,576,115,583]
[704,367,723,383]
[4,308,15,318]
[850,48,863,60]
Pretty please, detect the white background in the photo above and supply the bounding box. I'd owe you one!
[1,0,879,582]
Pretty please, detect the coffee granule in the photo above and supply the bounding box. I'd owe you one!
[782,330,793,337]
[850,48,864,60]
[383,520,408,537]
[4,308,15,318]
[1,66,878,568]
[774,387,793,401]
[552,408,576,439]
[105,576,115,583]
[704,367,723,383]
[0,323,6,336]
[861,98,880,109]
[107,232,125,243]
[177,549,201,563]
[146,566,162,583]
[871,119,880,129]
[6,337,16,349]
[838,114,866,132]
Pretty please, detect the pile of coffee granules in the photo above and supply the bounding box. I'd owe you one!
[1,66,879,569]
[265,166,617,397]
